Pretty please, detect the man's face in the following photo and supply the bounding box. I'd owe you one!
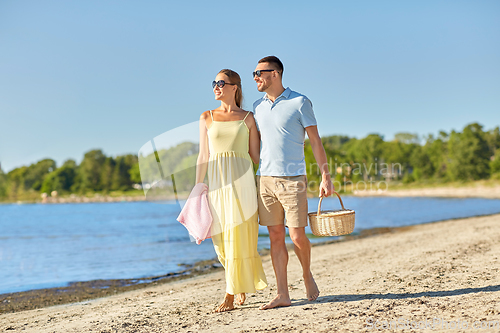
[253,62,276,92]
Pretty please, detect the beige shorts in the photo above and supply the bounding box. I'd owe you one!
[257,175,308,228]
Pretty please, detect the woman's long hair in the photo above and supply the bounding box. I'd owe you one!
[219,69,243,108]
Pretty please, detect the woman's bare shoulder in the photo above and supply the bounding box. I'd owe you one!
[243,111,257,129]
[200,110,212,120]
[241,110,254,119]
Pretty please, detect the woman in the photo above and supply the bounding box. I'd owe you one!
[196,69,267,312]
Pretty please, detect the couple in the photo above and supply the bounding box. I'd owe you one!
[195,56,334,312]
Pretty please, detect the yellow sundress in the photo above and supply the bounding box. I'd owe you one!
[207,110,267,295]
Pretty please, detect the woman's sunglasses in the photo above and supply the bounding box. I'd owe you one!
[252,69,275,77]
[212,80,236,89]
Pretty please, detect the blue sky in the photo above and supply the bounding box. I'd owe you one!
[1,0,499,172]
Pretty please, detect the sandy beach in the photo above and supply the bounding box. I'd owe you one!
[2,212,499,332]
[354,183,500,199]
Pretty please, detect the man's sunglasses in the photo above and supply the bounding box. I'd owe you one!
[252,69,275,78]
[212,80,236,89]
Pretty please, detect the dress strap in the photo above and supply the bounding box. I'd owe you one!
[243,111,251,121]
[209,110,214,121]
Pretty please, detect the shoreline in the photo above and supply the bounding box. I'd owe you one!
[2,211,499,315]
[0,259,223,315]
[2,212,499,332]
[2,182,500,205]
[0,194,147,205]
[0,222,420,315]
[353,184,500,199]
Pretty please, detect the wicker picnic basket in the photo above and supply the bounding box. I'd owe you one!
[308,192,355,236]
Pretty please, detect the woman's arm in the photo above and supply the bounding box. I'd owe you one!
[246,113,260,164]
[195,114,210,184]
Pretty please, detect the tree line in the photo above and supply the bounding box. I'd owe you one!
[1,122,499,201]
[0,150,140,201]
[304,122,500,187]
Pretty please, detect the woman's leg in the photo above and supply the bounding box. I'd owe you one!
[235,293,246,305]
[215,293,234,312]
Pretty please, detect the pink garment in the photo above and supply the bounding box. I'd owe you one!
[177,183,212,245]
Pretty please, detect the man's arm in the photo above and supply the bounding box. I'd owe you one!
[305,125,334,197]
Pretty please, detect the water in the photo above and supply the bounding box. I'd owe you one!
[1,197,499,294]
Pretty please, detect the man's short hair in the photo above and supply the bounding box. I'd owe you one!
[258,56,284,76]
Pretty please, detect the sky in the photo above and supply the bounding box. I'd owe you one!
[1,0,499,172]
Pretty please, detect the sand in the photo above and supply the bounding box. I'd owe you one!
[2,214,500,332]
[354,184,500,199]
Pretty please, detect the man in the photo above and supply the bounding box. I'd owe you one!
[253,56,334,310]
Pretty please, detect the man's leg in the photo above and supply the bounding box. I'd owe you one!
[260,224,292,310]
[288,227,319,301]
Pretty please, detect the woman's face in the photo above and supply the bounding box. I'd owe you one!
[213,73,236,102]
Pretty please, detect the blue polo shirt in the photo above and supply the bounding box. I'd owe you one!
[253,87,317,176]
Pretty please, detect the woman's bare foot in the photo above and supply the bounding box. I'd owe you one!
[304,273,320,301]
[259,294,291,310]
[214,293,234,313]
[236,293,246,305]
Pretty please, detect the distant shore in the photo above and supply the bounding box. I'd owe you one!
[0,192,145,205]
[353,182,500,199]
[42,193,147,204]
[3,180,500,205]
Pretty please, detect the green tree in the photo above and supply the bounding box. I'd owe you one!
[77,149,106,192]
[490,153,500,178]
[6,166,28,199]
[423,132,449,180]
[100,157,116,192]
[0,167,7,198]
[447,123,490,181]
[172,154,198,192]
[129,163,142,184]
[321,135,351,152]
[355,134,384,181]
[23,159,57,191]
[111,154,138,191]
[40,160,77,194]
[157,142,199,177]
[394,132,420,145]
[138,142,199,190]
[409,145,433,181]
[485,126,500,156]
[340,138,362,182]
[382,141,406,180]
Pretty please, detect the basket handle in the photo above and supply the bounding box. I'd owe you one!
[317,191,346,217]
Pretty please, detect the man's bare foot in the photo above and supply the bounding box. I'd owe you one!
[304,273,320,301]
[259,294,291,310]
[236,293,246,305]
[214,293,234,313]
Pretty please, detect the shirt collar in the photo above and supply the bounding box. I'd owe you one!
[264,87,291,102]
